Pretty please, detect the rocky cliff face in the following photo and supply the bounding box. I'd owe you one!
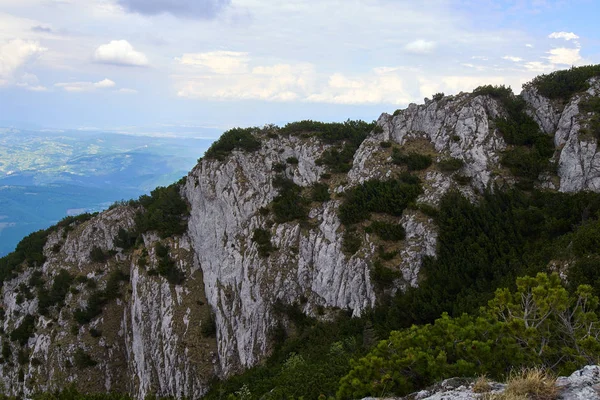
[0,77,599,398]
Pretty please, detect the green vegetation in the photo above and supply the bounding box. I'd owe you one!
[281,120,375,173]
[151,243,185,285]
[89,247,108,263]
[73,269,129,325]
[310,183,330,202]
[113,228,137,250]
[0,229,49,286]
[342,230,362,255]
[286,156,299,165]
[73,348,97,368]
[365,220,406,241]
[38,269,74,316]
[135,184,189,238]
[9,315,36,346]
[437,157,464,172]
[472,84,555,184]
[524,64,600,100]
[271,176,310,223]
[338,175,422,225]
[579,96,600,140]
[203,127,262,161]
[203,312,367,400]
[339,273,600,398]
[252,229,275,257]
[391,148,433,171]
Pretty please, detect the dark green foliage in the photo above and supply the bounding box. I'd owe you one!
[579,96,600,140]
[73,269,129,325]
[10,315,36,346]
[201,313,217,338]
[437,157,464,172]
[17,348,29,364]
[280,119,375,145]
[317,143,359,173]
[0,229,49,287]
[286,156,299,165]
[271,176,309,223]
[114,228,137,250]
[370,261,401,290]
[204,311,367,400]
[365,221,406,241]
[38,269,74,315]
[340,273,600,398]
[473,84,513,100]
[338,176,422,225]
[89,328,102,338]
[501,146,554,180]
[391,149,432,171]
[89,247,108,263]
[377,189,600,331]
[73,348,97,368]
[417,203,439,218]
[379,141,392,148]
[281,120,375,173]
[311,183,330,202]
[203,127,261,160]
[432,92,444,101]
[342,230,362,255]
[2,341,11,359]
[272,162,286,173]
[252,229,275,257]
[153,243,185,285]
[135,184,189,238]
[30,386,133,400]
[524,64,600,100]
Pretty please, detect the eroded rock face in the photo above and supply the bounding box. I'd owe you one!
[522,78,600,192]
[0,209,217,399]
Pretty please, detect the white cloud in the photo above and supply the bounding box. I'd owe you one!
[94,78,116,88]
[55,78,117,92]
[503,56,523,62]
[525,44,534,48]
[548,32,579,41]
[16,72,47,91]
[0,39,46,85]
[307,69,411,105]
[546,47,582,65]
[93,40,148,67]
[404,39,436,55]
[175,59,315,101]
[118,88,137,94]
[177,51,249,74]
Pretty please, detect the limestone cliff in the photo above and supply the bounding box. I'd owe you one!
[1,74,599,398]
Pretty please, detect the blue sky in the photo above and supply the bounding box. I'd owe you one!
[0,0,598,138]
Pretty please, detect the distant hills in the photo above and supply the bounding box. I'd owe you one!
[0,127,214,256]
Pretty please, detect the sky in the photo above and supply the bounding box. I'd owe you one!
[0,0,599,138]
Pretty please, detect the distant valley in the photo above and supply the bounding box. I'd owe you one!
[0,127,215,256]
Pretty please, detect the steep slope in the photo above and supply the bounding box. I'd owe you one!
[1,69,599,398]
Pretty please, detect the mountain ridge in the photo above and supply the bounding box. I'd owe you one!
[2,66,600,398]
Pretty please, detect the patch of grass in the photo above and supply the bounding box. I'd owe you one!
[492,368,557,400]
[473,375,492,394]
[73,348,97,368]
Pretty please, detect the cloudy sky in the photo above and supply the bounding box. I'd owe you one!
[0,0,598,136]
